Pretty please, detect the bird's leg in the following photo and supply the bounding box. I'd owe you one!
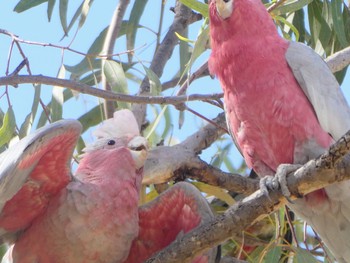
[260,164,302,201]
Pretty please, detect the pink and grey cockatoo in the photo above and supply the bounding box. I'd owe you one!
[0,109,216,263]
[209,0,350,262]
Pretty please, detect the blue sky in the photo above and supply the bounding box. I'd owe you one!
[0,1,349,172]
[0,1,236,169]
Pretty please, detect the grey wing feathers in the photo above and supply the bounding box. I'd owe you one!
[286,41,350,140]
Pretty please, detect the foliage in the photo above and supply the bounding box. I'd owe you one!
[1,0,350,262]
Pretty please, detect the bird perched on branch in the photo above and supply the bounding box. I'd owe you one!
[209,0,350,262]
[0,109,216,263]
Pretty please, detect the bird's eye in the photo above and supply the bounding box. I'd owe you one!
[107,140,116,145]
[223,0,230,2]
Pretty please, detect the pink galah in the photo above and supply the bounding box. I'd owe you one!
[209,0,350,262]
[0,109,217,263]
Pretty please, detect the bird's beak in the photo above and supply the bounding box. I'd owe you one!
[128,136,148,169]
[215,0,233,20]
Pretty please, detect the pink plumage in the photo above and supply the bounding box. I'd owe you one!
[0,110,217,263]
[209,0,350,262]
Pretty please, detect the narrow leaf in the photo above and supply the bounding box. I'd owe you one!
[127,0,148,62]
[47,0,55,21]
[179,0,208,18]
[59,0,68,36]
[19,84,41,138]
[0,107,16,149]
[264,246,282,262]
[78,0,92,28]
[272,0,313,16]
[14,0,47,12]
[294,247,318,263]
[331,0,349,48]
[308,0,332,52]
[143,66,162,96]
[103,60,130,109]
[146,106,168,140]
[51,66,65,122]
[192,182,235,206]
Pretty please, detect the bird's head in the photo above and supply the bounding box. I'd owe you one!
[76,109,148,185]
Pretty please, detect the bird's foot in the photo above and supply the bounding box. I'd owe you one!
[260,164,302,202]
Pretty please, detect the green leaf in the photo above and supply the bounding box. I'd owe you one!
[65,22,133,77]
[308,0,332,53]
[78,0,93,28]
[64,0,93,35]
[103,60,130,109]
[291,8,308,43]
[19,84,41,138]
[65,26,108,75]
[77,105,103,133]
[179,28,191,85]
[331,0,349,48]
[275,15,300,41]
[272,0,313,16]
[76,105,104,153]
[36,89,73,129]
[179,0,208,18]
[264,246,282,262]
[294,247,318,263]
[51,65,65,122]
[146,106,168,140]
[47,0,56,21]
[14,0,47,12]
[59,0,68,36]
[192,181,235,206]
[0,107,16,149]
[188,25,209,69]
[161,107,172,139]
[143,66,162,96]
[127,0,148,62]
[79,70,102,86]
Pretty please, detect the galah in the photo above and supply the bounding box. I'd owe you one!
[0,109,217,263]
[209,0,350,262]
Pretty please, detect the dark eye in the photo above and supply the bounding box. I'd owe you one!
[223,0,230,2]
[107,140,116,145]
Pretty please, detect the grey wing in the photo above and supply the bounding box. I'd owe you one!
[286,41,350,140]
[0,120,81,243]
[286,42,350,263]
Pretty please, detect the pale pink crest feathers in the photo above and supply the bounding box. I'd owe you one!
[93,109,140,139]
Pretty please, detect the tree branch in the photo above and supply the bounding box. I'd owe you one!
[145,129,350,262]
[0,74,222,104]
[132,1,202,127]
[325,46,350,73]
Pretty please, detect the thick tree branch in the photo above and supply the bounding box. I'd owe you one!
[0,75,222,104]
[145,130,350,262]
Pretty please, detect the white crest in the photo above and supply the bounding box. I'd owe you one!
[93,109,140,139]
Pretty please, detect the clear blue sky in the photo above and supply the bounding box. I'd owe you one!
[0,1,349,172]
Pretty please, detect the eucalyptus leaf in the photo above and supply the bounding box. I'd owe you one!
[47,0,56,21]
[143,66,162,96]
[14,0,47,13]
[0,107,16,149]
[179,0,208,18]
[59,0,68,36]
[127,1,148,62]
[51,65,65,122]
